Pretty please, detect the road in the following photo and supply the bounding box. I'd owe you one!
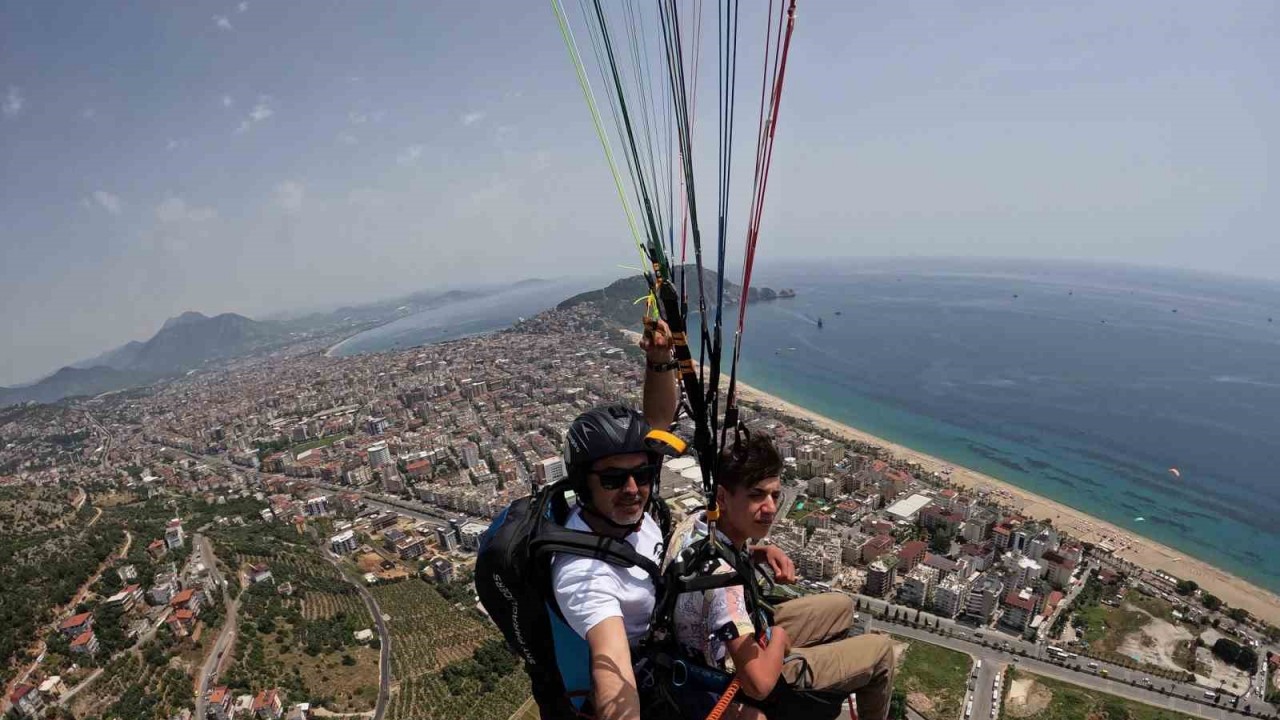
[193,533,239,720]
[873,618,1270,720]
[303,478,487,529]
[323,551,391,720]
[856,591,1255,698]
[964,656,999,720]
[84,410,113,469]
[55,668,105,707]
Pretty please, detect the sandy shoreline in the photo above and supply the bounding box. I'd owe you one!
[722,379,1280,627]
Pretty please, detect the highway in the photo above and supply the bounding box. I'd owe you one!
[871,617,1272,720]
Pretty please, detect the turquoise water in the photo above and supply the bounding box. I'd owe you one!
[733,259,1280,594]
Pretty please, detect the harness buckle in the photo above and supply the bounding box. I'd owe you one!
[672,659,689,687]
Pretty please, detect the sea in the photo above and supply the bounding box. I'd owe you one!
[335,258,1280,595]
[327,278,603,356]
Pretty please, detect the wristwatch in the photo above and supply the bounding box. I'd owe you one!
[647,358,679,373]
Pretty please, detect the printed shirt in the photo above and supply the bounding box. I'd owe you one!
[668,513,757,670]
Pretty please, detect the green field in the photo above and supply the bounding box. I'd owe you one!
[1004,669,1198,720]
[895,639,972,720]
[1073,587,1154,653]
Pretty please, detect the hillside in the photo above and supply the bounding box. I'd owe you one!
[557,266,794,328]
[0,365,158,407]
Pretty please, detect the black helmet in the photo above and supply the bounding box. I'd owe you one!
[565,404,687,473]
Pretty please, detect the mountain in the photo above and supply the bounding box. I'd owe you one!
[0,366,159,407]
[1,311,286,409]
[70,340,145,371]
[128,312,282,373]
[558,266,795,328]
[160,310,211,332]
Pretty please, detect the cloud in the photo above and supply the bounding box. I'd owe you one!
[82,108,96,120]
[214,15,233,30]
[92,190,123,216]
[222,95,233,108]
[348,111,368,125]
[396,145,426,166]
[248,101,273,122]
[234,96,274,133]
[338,132,358,146]
[237,2,249,12]
[275,181,305,213]
[166,139,180,150]
[3,86,24,117]
[156,197,216,223]
[461,111,485,126]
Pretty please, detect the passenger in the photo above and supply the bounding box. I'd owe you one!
[669,432,897,720]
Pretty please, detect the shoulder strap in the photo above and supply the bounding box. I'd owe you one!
[531,524,662,579]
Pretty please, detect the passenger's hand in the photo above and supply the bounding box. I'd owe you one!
[640,317,674,362]
[754,544,796,584]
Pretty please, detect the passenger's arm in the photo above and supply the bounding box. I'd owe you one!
[585,617,641,720]
[725,624,790,701]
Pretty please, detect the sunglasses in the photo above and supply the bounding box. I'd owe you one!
[593,463,661,491]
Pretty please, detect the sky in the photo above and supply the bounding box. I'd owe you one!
[1,1,1276,385]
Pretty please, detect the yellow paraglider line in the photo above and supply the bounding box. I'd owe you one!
[552,0,658,317]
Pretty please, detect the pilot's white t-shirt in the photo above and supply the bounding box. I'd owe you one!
[550,507,664,643]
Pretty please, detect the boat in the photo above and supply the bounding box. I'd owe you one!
[817,317,824,329]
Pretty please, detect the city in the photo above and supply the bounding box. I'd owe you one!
[2,301,1278,720]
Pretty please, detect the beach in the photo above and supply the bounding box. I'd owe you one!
[722,378,1280,627]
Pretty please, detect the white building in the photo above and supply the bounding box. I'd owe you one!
[933,576,967,619]
[963,574,1005,624]
[899,565,940,608]
[305,495,329,517]
[458,522,488,551]
[885,493,934,524]
[164,518,185,550]
[329,530,358,555]
[807,476,838,501]
[538,457,567,486]
[367,442,392,468]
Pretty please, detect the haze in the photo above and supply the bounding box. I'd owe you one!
[2,1,1276,385]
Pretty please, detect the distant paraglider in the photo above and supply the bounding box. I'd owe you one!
[1168,467,1182,479]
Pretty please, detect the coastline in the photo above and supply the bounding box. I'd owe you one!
[622,331,1280,624]
[726,378,1280,627]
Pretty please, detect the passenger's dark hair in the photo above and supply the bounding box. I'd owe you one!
[716,430,783,493]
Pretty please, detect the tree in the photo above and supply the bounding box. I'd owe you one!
[1202,593,1223,611]
[1176,579,1199,596]
[1229,607,1250,623]
[1213,638,1242,664]
[889,688,908,720]
[1237,647,1259,673]
[930,531,953,554]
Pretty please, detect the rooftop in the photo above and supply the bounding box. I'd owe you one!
[885,493,933,520]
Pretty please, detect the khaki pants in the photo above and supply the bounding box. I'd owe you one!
[774,594,896,720]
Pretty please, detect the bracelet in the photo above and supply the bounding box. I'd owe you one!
[647,359,679,373]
